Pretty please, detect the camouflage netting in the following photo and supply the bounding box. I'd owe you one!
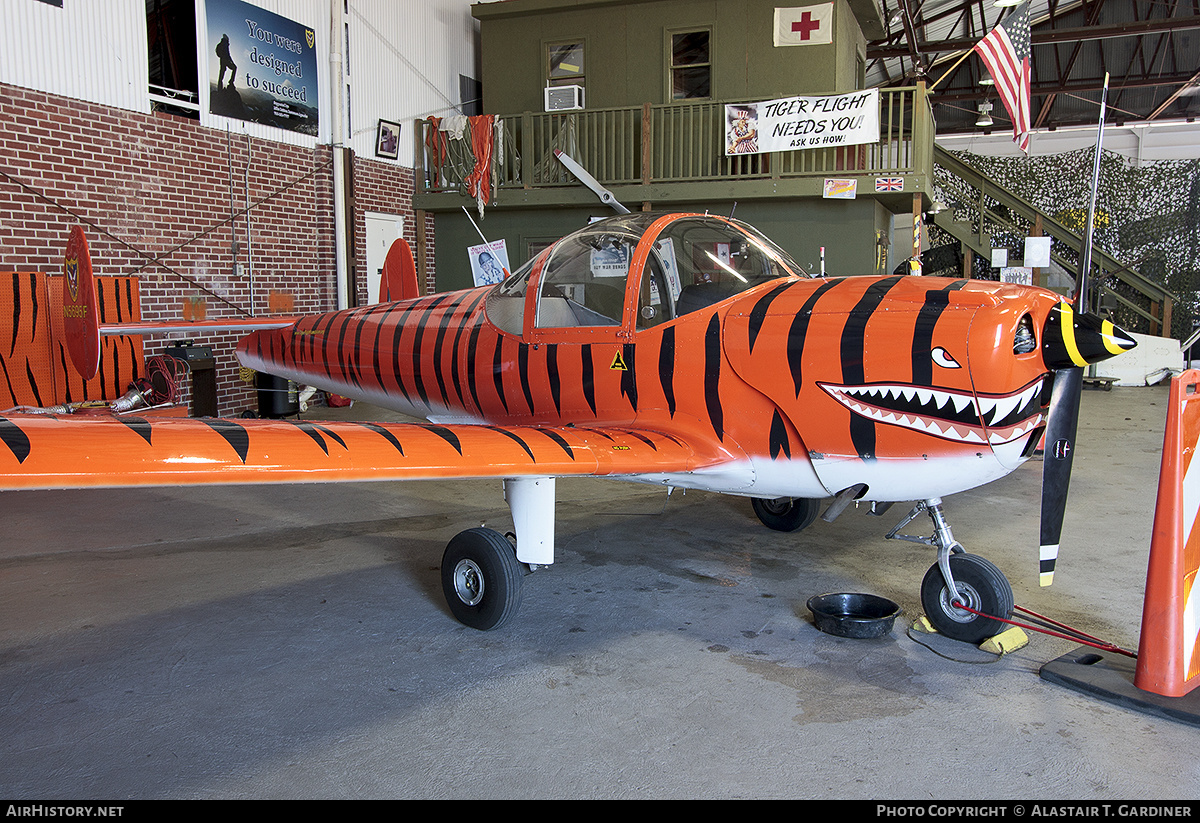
[929,148,1200,340]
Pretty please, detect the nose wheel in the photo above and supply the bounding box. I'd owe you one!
[888,499,1014,644]
[919,553,1014,643]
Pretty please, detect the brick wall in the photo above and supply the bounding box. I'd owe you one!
[351,153,438,302]
[0,82,435,416]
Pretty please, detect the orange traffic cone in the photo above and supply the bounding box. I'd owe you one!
[1135,370,1200,697]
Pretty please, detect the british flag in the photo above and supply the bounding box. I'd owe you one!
[875,177,904,192]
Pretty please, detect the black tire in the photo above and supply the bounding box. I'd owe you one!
[920,553,1014,643]
[751,497,821,532]
[441,528,524,630]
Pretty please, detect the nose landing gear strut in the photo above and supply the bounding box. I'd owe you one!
[887,498,1015,644]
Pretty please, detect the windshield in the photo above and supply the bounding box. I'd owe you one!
[483,213,805,336]
[654,215,804,318]
[534,220,652,328]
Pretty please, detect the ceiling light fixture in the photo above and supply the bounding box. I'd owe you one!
[976,101,994,127]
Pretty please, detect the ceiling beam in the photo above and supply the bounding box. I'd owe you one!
[1034,0,1106,128]
[930,70,1200,102]
[867,14,1200,59]
[1146,68,1200,120]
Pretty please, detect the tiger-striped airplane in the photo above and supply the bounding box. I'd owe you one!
[0,214,1135,637]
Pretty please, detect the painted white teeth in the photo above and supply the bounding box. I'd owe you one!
[824,379,1045,446]
[991,394,1021,423]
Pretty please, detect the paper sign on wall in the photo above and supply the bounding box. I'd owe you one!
[823,178,857,199]
[1025,236,1052,268]
[1002,267,1033,286]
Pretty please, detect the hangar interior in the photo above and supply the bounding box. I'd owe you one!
[2,0,1200,801]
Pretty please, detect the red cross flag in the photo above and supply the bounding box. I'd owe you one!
[774,4,834,47]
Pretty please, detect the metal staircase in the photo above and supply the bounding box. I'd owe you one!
[930,146,1177,338]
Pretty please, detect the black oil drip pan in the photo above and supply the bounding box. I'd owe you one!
[807,592,901,639]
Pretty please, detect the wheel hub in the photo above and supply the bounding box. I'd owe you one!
[452,558,485,606]
[760,497,792,516]
[937,581,982,624]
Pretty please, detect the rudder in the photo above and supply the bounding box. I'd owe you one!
[379,238,419,302]
[62,226,101,381]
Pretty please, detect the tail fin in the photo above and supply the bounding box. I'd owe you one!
[62,226,101,381]
[380,238,419,302]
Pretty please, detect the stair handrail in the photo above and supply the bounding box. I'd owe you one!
[933,146,1177,307]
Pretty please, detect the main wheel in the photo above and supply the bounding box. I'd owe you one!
[751,496,821,532]
[920,553,1014,644]
[441,527,524,631]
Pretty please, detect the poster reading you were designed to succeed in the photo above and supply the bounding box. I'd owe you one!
[725,89,879,155]
[206,0,319,136]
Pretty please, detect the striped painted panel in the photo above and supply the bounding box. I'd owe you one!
[0,273,142,409]
[48,275,144,404]
[0,272,56,410]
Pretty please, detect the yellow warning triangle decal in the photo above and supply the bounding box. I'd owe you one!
[609,351,627,371]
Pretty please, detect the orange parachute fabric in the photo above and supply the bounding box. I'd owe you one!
[464,114,495,206]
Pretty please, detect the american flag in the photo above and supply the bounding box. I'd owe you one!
[974,1,1032,152]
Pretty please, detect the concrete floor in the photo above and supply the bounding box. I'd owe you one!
[1,385,1196,800]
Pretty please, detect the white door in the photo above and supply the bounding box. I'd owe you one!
[364,212,405,304]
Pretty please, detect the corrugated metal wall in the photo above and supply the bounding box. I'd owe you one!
[0,0,151,114]
[0,0,480,164]
[345,0,480,167]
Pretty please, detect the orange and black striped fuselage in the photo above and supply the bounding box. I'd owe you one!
[237,213,1128,504]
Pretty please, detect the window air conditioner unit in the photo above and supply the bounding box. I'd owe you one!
[544,85,585,112]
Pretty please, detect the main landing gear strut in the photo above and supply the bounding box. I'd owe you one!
[439,477,555,631]
[887,498,1015,644]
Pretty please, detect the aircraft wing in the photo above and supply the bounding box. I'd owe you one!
[0,412,738,491]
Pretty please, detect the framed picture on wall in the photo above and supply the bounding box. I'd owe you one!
[375,120,400,159]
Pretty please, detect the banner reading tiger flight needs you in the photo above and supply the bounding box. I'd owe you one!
[725,89,879,155]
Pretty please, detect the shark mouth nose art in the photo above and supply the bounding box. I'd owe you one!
[819,377,1046,445]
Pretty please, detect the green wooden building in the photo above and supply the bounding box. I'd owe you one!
[414,0,936,290]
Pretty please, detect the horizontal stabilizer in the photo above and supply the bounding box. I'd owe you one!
[60,226,300,379]
[100,317,298,336]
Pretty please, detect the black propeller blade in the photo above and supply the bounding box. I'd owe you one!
[1039,366,1083,586]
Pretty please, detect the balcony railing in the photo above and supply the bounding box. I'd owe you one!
[418,85,934,199]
